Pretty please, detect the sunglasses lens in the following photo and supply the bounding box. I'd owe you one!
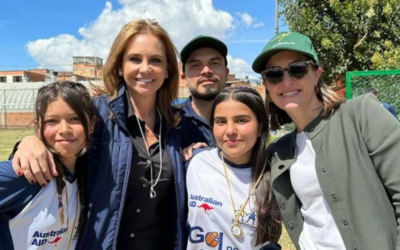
[264,69,283,84]
[263,61,311,84]
[289,62,308,79]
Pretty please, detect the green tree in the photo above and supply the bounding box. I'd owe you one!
[279,0,400,83]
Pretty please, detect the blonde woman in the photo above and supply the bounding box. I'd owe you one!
[12,20,187,250]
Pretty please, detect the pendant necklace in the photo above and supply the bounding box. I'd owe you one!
[221,151,266,238]
[135,107,163,199]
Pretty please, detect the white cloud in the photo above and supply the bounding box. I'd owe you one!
[253,22,265,28]
[237,12,253,27]
[236,12,264,28]
[227,55,259,79]
[26,0,235,70]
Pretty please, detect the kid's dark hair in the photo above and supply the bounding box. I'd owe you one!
[209,86,282,244]
[35,81,96,234]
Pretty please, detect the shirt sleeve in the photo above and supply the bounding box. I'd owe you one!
[360,95,400,249]
[0,161,41,219]
[185,147,213,170]
[388,105,398,118]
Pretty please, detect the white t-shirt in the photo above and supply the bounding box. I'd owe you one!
[186,148,266,250]
[290,132,345,250]
[9,178,80,250]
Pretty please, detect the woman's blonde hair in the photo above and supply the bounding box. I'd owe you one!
[98,19,180,127]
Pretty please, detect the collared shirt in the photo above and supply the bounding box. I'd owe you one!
[179,96,213,147]
[116,92,174,250]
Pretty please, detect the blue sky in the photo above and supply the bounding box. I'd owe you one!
[0,0,287,78]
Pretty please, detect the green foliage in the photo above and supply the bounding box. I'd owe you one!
[279,0,400,83]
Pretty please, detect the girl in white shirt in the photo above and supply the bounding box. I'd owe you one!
[0,81,96,250]
[186,87,281,250]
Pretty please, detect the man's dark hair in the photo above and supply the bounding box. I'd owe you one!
[365,87,378,95]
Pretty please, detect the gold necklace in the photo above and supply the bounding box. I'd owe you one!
[63,183,79,249]
[221,151,266,238]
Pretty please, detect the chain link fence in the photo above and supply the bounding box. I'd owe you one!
[345,69,400,121]
[1,84,192,128]
[0,89,36,128]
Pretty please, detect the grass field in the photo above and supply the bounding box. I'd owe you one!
[279,227,296,249]
[0,128,296,249]
[0,128,34,161]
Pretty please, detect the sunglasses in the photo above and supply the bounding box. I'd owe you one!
[261,60,315,85]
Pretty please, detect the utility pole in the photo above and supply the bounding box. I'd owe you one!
[275,0,279,34]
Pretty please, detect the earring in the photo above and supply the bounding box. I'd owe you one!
[118,71,123,77]
[314,85,320,94]
[165,72,169,79]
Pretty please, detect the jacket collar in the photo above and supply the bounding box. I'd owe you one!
[271,111,331,178]
[302,110,330,140]
[108,83,129,127]
[182,96,209,126]
[270,130,297,180]
[108,83,175,131]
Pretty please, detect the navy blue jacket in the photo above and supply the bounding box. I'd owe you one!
[76,84,187,250]
[178,96,213,147]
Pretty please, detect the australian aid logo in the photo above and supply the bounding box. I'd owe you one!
[31,227,67,246]
[189,194,223,215]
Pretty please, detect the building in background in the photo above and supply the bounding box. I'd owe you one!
[0,58,267,127]
[0,56,103,84]
[330,78,346,100]
[72,56,103,80]
[0,69,48,83]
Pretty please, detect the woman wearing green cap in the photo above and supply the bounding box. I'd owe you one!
[252,32,400,249]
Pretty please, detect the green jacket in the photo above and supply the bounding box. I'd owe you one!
[269,94,400,250]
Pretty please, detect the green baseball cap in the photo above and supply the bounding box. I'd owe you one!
[252,32,319,73]
[180,35,228,71]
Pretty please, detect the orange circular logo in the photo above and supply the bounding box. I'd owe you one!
[205,232,219,248]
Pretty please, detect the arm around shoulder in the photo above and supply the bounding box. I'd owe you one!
[0,161,41,217]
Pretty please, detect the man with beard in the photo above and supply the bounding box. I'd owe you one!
[179,35,229,146]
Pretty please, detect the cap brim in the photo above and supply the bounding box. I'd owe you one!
[252,48,317,73]
[180,37,227,65]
